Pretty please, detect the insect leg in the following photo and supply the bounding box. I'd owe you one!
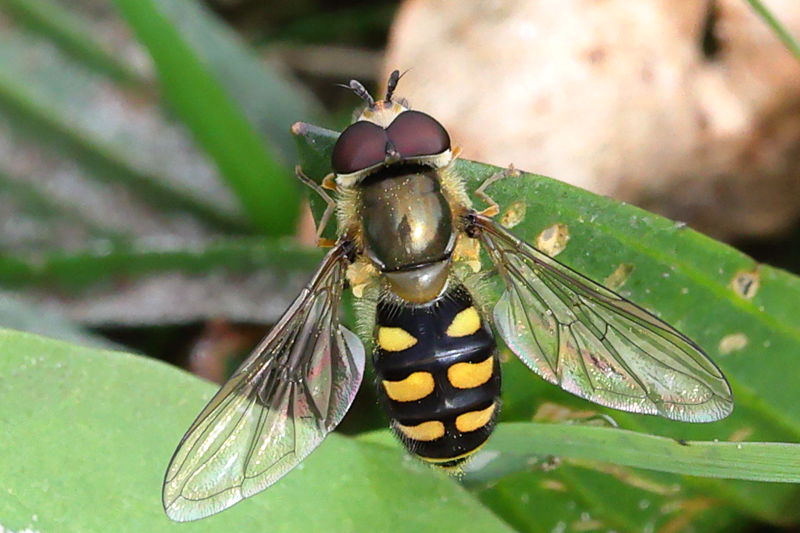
[321,173,338,191]
[295,165,336,246]
[474,164,520,217]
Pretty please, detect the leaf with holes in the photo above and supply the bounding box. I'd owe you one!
[294,123,800,530]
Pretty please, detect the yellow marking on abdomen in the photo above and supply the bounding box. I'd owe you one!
[395,420,445,441]
[378,326,418,352]
[447,355,494,389]
[455,403,497,433]
[446,306,481,337]
[382,372,435,402]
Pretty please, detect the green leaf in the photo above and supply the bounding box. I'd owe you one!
[0,237,321,293]
[360,424,800,483]
[466,423,800,484]
[0,27,246,233]
[0,329,512,532]
[293,123,800,436]
[294,125,800,528]
[144,0,324,157]
[462,160,800,525]
[112,0,307,236]
[1,0,145,85]
[0,170,125,248]
[0,237,324,326]
[473,464,739,533]
[292,121,344,241]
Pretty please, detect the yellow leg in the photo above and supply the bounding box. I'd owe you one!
[322,173,338,192]
[474,164,520,217]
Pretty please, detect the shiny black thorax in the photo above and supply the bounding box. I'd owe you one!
[358,164,456,303]
[361,165,453,271]
[373,285,500,464]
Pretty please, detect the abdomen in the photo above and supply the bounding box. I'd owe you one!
[372,284,501,467]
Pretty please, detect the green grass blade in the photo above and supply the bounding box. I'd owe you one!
[150,0,324,158]
[0,68,246,232]
[0,170,125,245]
[745,0,800,60]
[0,330,512,532]
[113,0,302,236]
[465,423,800,485]
[1,0,145,85]
[0,237,322,293]
[474,462,741,533]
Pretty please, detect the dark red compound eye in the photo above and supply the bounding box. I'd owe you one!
[386,110,451,159]
[331,121,388,174]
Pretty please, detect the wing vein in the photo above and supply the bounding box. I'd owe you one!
[473,213,732,423]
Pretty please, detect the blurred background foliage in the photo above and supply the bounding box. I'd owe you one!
[1,0,800,531]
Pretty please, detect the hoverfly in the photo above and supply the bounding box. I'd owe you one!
[163,70,733,521]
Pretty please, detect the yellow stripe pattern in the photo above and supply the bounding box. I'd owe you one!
[382,371,435,402]
[446,306,481,337]
[447,355,494,389]
[378,326,418,352]
[455,403,496,433]
[395,420,445,441]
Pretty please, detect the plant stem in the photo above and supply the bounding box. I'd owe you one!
[746,0,800,60]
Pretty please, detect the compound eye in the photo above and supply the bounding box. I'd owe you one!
[386,110,451,159]
[331,121,388,174]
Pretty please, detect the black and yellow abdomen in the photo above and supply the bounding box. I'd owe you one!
[373,285,500,467]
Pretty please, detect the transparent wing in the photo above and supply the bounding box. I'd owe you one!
[163,242,365,522]
[473,214,733,422]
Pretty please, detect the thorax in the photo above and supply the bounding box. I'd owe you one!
[356,166,456,302]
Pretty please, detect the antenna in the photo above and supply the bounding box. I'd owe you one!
[385,69,412,102]
[337,80,375,107]
[385,70,401,102]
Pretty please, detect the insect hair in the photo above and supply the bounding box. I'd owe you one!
[353,282,379,351]
[453,265,498,322]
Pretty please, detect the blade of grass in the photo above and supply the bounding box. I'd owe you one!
[465,422,800,484]
[0,237,322,293]
[113,0,302,236]
[1,0,146,86]
[361,424,800,483]
[745,0,800,60]
[0,169,126,244]
[361,424,794,529]
[474,462,741,533]
[0,68,247,232]
[151,0,324,158]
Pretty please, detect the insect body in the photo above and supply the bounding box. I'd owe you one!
[163,71,733,521]
[374,284,501,467]
[343,108,501,465]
